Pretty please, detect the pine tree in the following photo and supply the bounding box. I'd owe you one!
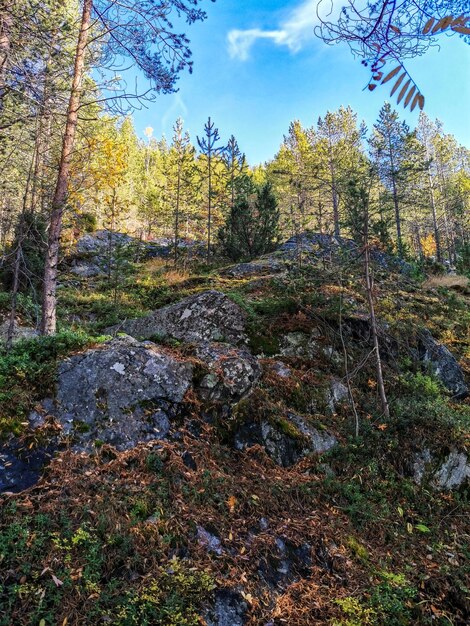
[316,106,365,237]
[197,117,225,261]
[41,0,213,335]
[219,179,279,261]
[223,135,247,231]
[169,118,196,264]
[370,103,410,258]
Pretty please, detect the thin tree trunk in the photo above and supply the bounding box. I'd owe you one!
[207,150,212,262]
[338,269,359,436]
[330,162,340,237]
[41,0,93,335]
[0,1,13,110]
[428,169,442,263]
[174,166,181,265]
[364,232,390,419]
[327,133,340,237]
[7,154,34,349]
[363,193,389,419]
[388,140,403,258]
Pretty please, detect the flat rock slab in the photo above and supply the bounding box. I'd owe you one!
[109,290,248,346]
[220,258,284,279]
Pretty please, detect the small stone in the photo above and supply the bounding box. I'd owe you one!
[434,451,470,490]
[197,526,223,555]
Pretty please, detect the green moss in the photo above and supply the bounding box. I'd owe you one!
[274,416,303,440]
[113,559,214,626]
[248,332,280,356]
[346,536,369,562]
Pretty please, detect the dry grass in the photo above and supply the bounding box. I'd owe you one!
[424,274,470,290]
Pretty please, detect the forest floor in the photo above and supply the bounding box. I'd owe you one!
[0,242,469,625]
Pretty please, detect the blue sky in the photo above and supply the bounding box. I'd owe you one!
[132,0,470,164]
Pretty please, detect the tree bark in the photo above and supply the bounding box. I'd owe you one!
[364,192,389,420]
[207,148,212,262]
[388,137,403,258]
[0,1,13,109]
[174,165,181,265]
[428,169,442,263]
[41,0,93,335]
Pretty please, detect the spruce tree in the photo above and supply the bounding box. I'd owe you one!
[219,179,279,261]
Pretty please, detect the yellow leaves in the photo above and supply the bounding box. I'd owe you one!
[421,234,437,258]
[431,16,452,34]
[226,495,237,513]
[452,24,470,34]
[369,14,470,111]
[410,92,424,112]
[403,85,416,108]
[241,590,254,605]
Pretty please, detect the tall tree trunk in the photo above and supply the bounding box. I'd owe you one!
[327,132,340,237]
[388,139,403,258]
[428,169,442,263]
[41,0,93,335]
[0,1,13,110]
[364,197,389,420]
[207,151,212,262]
[174,166,181,265]
[330,160,340,237]
[7,153,34,349]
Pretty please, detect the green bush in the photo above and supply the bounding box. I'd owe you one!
[113,559,214,626]
[399,371,441,398]
[0,330,93,428]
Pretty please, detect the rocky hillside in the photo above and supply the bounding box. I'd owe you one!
[0,233,469,625]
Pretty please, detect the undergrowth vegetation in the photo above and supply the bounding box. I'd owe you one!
[0,252,468,624]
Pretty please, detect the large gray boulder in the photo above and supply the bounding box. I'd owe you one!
[234,412,337,467]
[419,330,468,399]
[55,335,193,451]
[75,230,135,255]
[110,290,248,346]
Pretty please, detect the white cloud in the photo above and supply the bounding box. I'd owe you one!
[227,0,321,60]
